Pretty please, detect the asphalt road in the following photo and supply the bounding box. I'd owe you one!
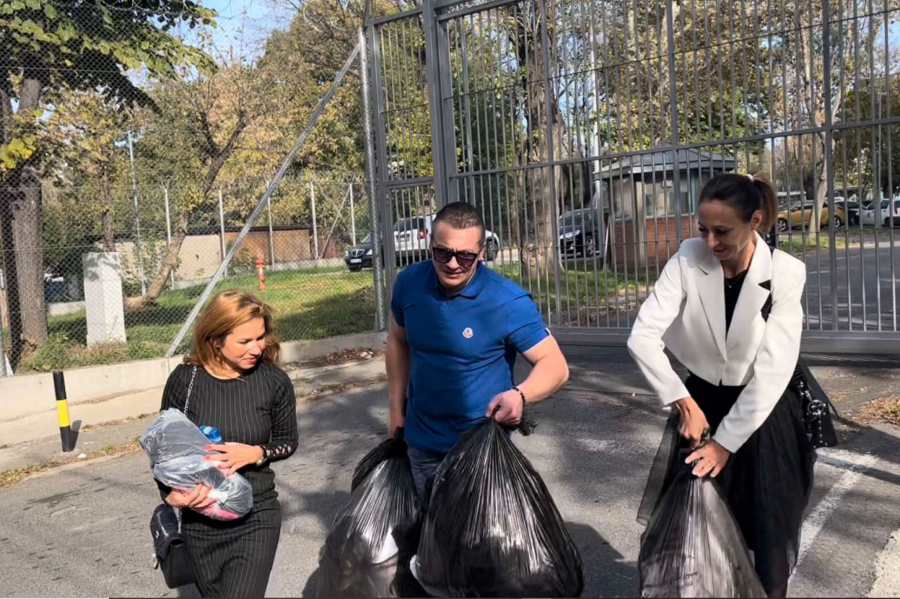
[1,352,900,598]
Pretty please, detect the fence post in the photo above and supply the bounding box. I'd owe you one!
[128,130,147,295]
[0,267,7,376]
[164,186,176,289]
[359,26,386,331]
[218,188,228,278]
[311,181,319,261]
[266,182,276,269]
[0,302,6,378]
[350,182,357,246]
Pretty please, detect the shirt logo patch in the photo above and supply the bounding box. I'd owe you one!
[462,327,474,339]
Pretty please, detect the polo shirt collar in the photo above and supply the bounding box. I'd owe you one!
[428,260,488,298]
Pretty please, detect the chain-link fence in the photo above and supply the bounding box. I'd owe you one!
[1,173,375,374]
[1,0,379,375]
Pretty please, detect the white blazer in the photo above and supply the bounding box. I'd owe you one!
[627,232,806,453]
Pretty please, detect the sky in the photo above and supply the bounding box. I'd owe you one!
[179,0,294,60]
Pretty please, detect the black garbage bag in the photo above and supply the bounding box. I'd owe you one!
[415,419,584,598]
[638,452,766,598]
[317,432,425,598]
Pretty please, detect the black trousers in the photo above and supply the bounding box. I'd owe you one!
[182,497,282,598]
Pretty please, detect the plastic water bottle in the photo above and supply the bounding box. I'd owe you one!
[200,425,223,444]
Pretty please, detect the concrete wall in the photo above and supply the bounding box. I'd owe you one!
[115,228,336,283]
[0,331,387,425]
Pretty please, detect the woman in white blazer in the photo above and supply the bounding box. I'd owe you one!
[629,172,816,597]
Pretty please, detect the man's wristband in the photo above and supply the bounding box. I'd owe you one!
[512,385,527,406]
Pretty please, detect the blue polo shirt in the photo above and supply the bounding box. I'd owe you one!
[391,260,549,453]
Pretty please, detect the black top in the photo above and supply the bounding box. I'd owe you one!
[724,270,749,333]
[158,361,299,501]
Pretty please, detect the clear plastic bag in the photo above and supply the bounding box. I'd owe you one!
[316,433,423,598]
[140,409,253,520]
[638,452,766,598]
[415,419,584,598]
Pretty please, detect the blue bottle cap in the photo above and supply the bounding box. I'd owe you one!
[200,425,223,444]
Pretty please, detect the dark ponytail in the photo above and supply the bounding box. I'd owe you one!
[698,172,778,233]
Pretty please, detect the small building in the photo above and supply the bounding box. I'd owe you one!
[596,147,737,268]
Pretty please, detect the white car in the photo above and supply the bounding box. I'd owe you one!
[392,215,500,265]
[861,199,900,227]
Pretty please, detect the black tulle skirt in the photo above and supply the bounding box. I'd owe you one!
[638,374,817,598]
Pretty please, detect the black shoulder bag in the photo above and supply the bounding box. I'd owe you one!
[763,247,839,449]
[150,366,199,589]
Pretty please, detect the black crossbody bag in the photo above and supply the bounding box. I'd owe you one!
[763,247,839,449]
[150,366,199,589]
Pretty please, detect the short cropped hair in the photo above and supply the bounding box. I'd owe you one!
[433,202,485,244]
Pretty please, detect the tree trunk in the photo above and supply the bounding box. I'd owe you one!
[808,133,830,235]
[100,165,115,252]
[513,3,565,280]
[11,174,48,347]
[125,209,189,310]
[2,75,49,358]
[124,112,248,309]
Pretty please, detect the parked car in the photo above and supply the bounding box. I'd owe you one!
[834,197,861,227]
[775,200,845,232]
[344,216,500,272]
[344,233,377,272]
[558,208,603,257]
[861,198,900,227]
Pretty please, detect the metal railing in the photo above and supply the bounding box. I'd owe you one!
[364,0,900,352]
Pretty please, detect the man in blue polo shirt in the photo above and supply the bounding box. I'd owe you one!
[387,201,570,499]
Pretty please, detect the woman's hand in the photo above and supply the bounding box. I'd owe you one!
[674,396,710,449]
[686,439,731,478]
[206,442,264,476]
[165,484,217,509]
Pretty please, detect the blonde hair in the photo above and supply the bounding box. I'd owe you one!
[186,290,281,368]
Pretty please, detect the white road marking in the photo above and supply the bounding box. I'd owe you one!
[795,449,878,569]
[869,529,900,598]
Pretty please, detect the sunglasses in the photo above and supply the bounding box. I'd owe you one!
[431,246,480,270]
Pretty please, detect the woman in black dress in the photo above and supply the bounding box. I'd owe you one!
[157,290,298,598]
[628,173,816,597]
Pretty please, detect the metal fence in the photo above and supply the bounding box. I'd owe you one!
[364,0,900,352]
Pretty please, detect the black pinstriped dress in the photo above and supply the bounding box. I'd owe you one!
[158,361,298,598]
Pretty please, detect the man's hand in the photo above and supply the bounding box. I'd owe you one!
[486,389,524,426]
[674,396,710,449]
[165,483,216,510]
[389,410,405,437]
[686,439,731,478]
[206,442,264,476]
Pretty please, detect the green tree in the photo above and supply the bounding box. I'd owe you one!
[0,0,215,365]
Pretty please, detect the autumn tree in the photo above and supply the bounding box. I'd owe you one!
[124,51,276,309]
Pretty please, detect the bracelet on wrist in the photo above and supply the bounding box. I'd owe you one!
[512,386,527,406]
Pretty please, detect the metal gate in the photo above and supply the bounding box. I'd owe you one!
[364,0,900,353]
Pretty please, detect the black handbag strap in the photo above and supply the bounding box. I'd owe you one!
[183,366,198,417]
[172,365,198,534]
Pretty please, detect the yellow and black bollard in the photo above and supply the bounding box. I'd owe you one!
[53,371,76,452]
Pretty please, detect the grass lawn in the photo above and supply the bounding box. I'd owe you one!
[489,260,652,326]
[11,259,651,373]
[16,267,377,373]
